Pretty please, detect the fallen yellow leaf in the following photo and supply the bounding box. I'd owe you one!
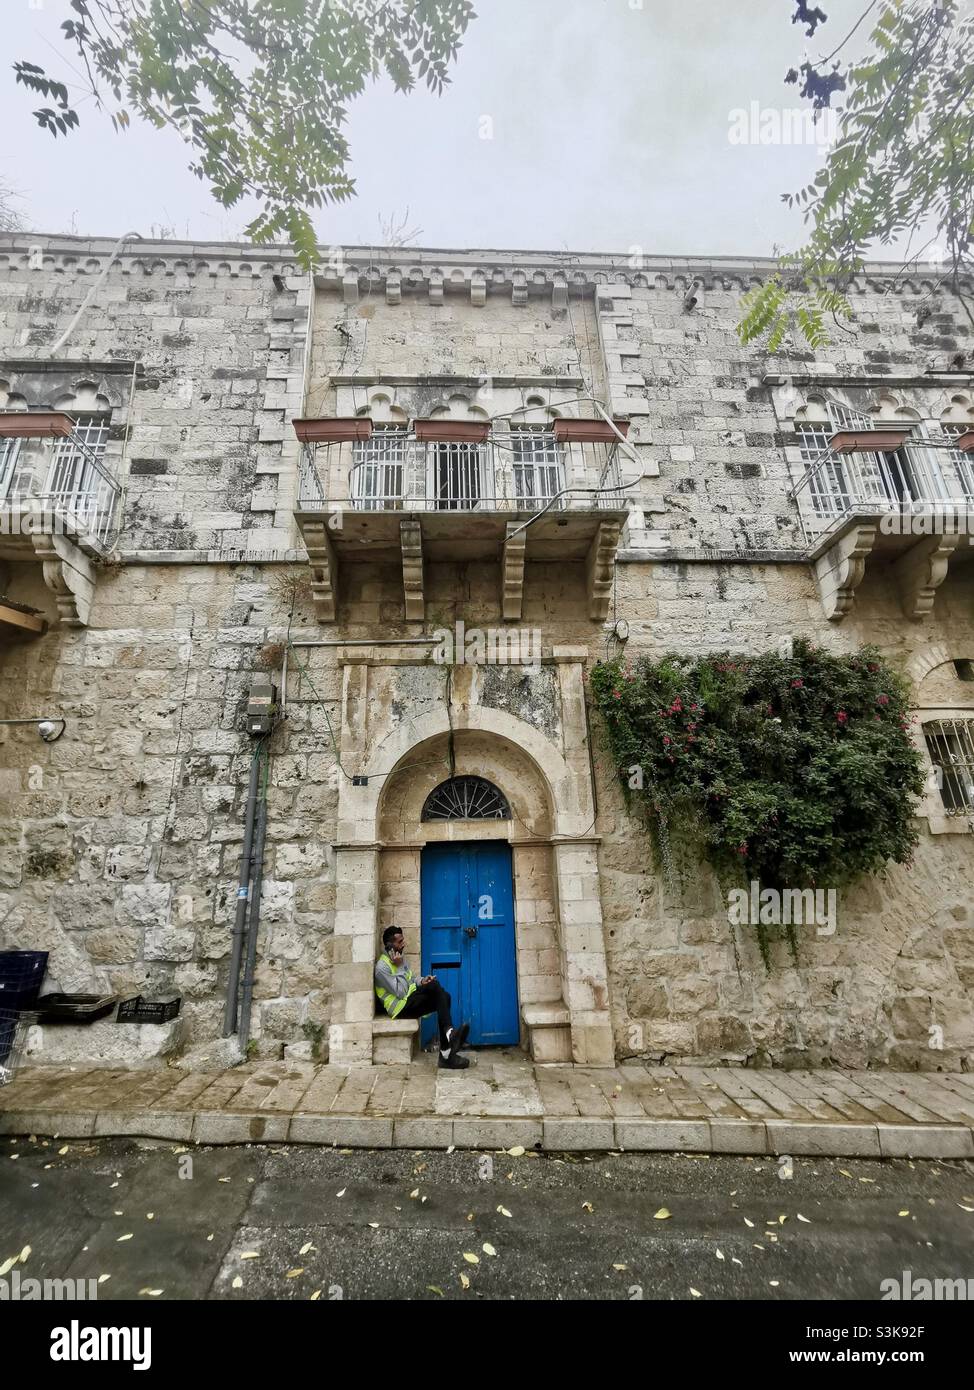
[98,1274,110,1285]
[797,1214,811,1223]
[459,1273,470,1290]
[898,1210,910,1217]
[462,1252,480,1265]
[497,1206,512,1218]
[582,1202,595,1213]
[612,1263,628,1271]
[653,1208,671,1220]
[240,1252,260,1260]
[310,1290,321,1301]
[116,1234,133,1243]
[409,1189,420,1199]
[482,1243,497,1257]
[506,1146,525,1157]
[299,1242,314,1255]
[232,1276,243,1289]
[689,1288,701,1297]
[743,1217,755,1228]
[285,1269,304,1278]
[139,1289,163,1297]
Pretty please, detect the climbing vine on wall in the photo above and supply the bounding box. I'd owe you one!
[590,641,924,956]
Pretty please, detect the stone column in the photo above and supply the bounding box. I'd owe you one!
[552,838,614,1067]
[329,844,379,1065]
[328,651,378,1065]
[551,648,614,1066]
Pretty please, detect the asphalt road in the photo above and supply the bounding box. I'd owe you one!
[1,1135,973,1302]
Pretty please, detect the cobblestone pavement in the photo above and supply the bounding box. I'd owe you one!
[3,1052,974,1156]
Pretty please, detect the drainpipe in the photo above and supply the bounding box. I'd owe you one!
[223,742,264,1036]
[237,788,268,1052]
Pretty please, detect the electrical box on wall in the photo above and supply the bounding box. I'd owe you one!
[246,675,277,735]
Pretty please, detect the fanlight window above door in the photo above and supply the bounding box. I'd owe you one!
[421,776,511,821]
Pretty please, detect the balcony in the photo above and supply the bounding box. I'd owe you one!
[790,428,974,620]
[0,413,122,627]
[292,420,631,622]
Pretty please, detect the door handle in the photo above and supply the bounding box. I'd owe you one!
[463,926,478,938]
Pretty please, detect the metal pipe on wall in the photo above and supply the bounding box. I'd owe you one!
[237,791,268,1052]
[222,742,264,1036]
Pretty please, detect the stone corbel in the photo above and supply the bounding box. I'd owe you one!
[586,519,623,621]
[893,532,964,619]
[812,522,878,622]
[301,518,339,622]
[385,271,401,306]
[470,274,486,308]
[501,522,527,621]
[29,531,96,627]
[401,518,424,620]
[342,270,360,305]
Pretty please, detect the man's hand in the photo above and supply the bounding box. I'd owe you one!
[420,974,436,985]
[389,946,403,964]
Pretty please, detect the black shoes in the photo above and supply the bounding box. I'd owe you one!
[438,1051,470,1069]
[449,1022,470,1057]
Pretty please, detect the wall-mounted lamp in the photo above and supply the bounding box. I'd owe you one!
[0,717,66,742]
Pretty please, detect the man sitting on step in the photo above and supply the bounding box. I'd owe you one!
[374,925,470,1069]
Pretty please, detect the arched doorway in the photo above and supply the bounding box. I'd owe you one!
[419,777,519,1046]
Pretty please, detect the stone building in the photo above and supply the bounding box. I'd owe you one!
[0,232,971,1072]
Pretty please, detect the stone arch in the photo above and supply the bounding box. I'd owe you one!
[794,392,830,423]
[906,642,952,687]
[359,704,586,839]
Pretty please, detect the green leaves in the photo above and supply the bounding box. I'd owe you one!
[738,0,974,349]
[13,0,477,268]
[591,641,924,959]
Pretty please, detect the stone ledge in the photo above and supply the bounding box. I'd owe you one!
[0,1105,970,1157]
[373,1018,419,1036]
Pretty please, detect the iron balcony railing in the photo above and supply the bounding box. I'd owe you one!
[0,423,121,553]
[297,429,627,513]
[790,430,974,547]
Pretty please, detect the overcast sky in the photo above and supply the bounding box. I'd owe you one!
[2,0,875,255]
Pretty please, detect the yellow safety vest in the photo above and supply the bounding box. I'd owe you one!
[375,952,418,1019]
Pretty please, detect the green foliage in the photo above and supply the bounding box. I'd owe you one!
[590,641,924,942]
[739,1,974,349]
[14,0,476,268]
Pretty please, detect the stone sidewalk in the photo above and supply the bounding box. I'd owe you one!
[2,1053,974,1157]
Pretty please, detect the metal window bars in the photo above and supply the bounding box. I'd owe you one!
[923,718,974,816]
[298,427,627,513]
[791,401,974,545]
[0,412,121,552]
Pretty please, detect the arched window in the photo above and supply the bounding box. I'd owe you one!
[421,775,511,822]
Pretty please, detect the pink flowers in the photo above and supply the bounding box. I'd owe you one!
[791,678,803,688]
[836,710,848,724]
[736,843,748,856]
[877,694,889,706]
[612,689,622,699]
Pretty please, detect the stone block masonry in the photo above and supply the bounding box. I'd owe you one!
[0,234,971,1071]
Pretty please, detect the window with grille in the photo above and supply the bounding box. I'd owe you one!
[421,776,511,821]
[923,718,974,815]
[510,427,564,507]
[939,423,974,499]
[351,425,406,509]
[431,440,486,509]
[46,414,109,507]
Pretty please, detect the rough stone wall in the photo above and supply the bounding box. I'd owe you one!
[0,235,972,1069]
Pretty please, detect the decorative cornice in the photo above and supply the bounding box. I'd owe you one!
[0,234,967,296]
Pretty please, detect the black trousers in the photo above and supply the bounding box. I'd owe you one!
[398,981,454,1049]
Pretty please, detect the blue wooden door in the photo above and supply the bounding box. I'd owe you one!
[420,841,519,1047]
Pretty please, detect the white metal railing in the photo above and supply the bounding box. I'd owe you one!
[923,718,974,816]
[297,429,629,513]
[791,427,974,545]
[0,416,121,552]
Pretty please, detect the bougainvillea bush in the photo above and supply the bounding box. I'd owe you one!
[590,640,924,912]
